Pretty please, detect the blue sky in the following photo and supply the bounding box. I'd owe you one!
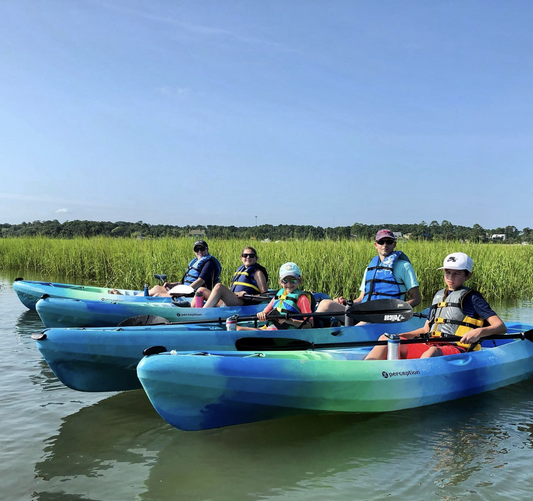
[1,0,532,229]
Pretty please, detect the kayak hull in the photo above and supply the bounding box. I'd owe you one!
[34,316,426,392]
[35,296,266,328]
[13,279,164,310]
[136,322,533,431]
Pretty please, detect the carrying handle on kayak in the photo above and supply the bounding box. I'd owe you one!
[235,329,533,351]
[118,299,413,327]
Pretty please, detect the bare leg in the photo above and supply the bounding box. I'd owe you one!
[203,283,244,308]
[364,334,389,360]
[148,285,171,297]
[315,299,345,322]
[420,346,442,358]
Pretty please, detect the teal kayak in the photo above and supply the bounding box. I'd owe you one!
[137,322,533,431]
[13,278,168,310]
[35,295,269,328]
[33,314,426,392]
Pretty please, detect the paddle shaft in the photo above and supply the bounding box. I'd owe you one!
[118,299,412,327]
[152,302,412,326]
[236,330,533,351]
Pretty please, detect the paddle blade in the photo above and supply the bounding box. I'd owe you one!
[143,345,168,356]
[118,315,171,327]
[168,284,195,296]
[346,299,413,323]
[154,274,167,283]
[522,329,533,342]
[235,337,313,351]
[241,293,273,304]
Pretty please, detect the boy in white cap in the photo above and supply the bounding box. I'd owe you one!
[237,262,313,330]
[365,252,506,360]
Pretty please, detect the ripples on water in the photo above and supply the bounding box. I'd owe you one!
[1,273,533,501]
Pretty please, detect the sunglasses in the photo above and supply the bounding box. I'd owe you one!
[376,239,395,245]
[241,253,256,258]
[194,247,206,252]
[281,277,299,284]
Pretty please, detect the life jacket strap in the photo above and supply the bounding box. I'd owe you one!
[431,317,484,330]
[232,281,261,293]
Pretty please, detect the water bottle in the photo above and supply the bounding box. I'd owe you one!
[144,284,149,296]
[226,315,238,330]
[344,300,355,326]
[385,333,401,360]
[192,290,203,308]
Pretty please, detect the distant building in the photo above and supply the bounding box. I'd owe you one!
[393,232,403,240]
[491,234,506,241]
[189,229,206,238]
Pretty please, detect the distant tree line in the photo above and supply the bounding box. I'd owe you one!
[0,219,532,243]
[0,219,533,243]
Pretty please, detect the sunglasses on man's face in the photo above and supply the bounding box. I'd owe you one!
[376,239,395,246]
[281,277,299,284]
[241,253,256,258]
[194,247,206,252]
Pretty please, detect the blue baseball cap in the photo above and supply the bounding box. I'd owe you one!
[279,262,301,279]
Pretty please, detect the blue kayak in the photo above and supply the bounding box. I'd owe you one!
[35,295,269,328]
[13,278,170,310]
[33,315,427,392]
[137,322,533,431]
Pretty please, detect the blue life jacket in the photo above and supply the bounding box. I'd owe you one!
[182,255,222,288]
[363,251,410,302]
[230,264,268,294]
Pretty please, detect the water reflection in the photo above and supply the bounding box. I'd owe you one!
[32,380,533,501]
[35,391,161,480]
[424,379,533,493]
[32,492,95,501]
[29,359,67,391]
[16,309,44,337]
[491,298,533,324]
[138,386,533,501]
[34,389,393,501]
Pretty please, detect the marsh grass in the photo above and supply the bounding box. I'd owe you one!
[1,237,532,302]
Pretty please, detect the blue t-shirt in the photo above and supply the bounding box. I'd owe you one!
[197,258,220,290]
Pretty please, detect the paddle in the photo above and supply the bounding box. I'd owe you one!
[235,330,533,351]
[168,284,195,296]
[117,299,413,327]
[239,292,276,304]
[153,274,167,285]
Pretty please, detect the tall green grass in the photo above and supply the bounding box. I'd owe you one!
[1,237,532,302]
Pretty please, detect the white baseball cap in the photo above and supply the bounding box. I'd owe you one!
[438,252,473,272]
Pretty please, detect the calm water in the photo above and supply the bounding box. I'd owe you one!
[2,271,533,501]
